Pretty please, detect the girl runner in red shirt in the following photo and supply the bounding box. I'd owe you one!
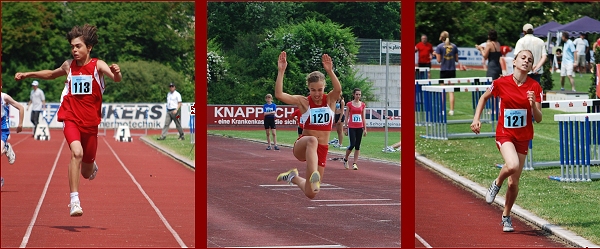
[471,49,543,232]
[342,88,367,170]
[274,51,342,199]
[15,24,122,217]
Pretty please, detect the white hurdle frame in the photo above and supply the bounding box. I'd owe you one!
[415,77,493,126]
[420,84,498,140]
[503,99,600,171]
[550,113,600,182]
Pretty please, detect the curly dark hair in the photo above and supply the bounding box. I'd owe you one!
[66,24,98,48]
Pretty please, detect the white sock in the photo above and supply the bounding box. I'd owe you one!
[70,192,80,203]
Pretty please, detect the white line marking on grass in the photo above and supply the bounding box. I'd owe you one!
[534,133,560,142]
[20,139,65,248]
[415,233,432,248]
[103,138,188,248]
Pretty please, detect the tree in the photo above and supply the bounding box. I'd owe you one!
[2,2,195,103]
[102,60,194,103]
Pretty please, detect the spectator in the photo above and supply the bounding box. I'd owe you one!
[573,33,589,76]
[559,32,577,92]
[415,34,434,79]
[555,48,563,72]
[514,23,547,84]
[157,82,185,140]
[477,29,502,80]
[476,41,489,71]
[263,93,278,150]
[434,31,459,116]
[27,80,46,136]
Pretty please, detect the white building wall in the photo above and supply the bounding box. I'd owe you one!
[354,65,401,109]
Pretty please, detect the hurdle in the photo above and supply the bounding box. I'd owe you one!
[548,113,600,182]
[494,99,600,170]
[415,67,430,80]
[415,77,493,126]
[420,85,498,140]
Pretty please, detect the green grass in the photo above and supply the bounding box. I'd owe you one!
[207,129,401,164]
[146,134,195,161]
[415,75,600,244]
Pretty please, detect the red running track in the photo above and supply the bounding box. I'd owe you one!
[1,129,195,247]
[207,135,400,248]
[414,161,572,248]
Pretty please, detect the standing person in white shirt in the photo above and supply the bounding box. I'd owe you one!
[157,82,184,140]
[514,23,547,84]
[573,33,589,77]
[27,80,46,136]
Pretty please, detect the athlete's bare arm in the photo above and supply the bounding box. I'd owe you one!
[275,51,304,107]
[323,54,342,110]
[97,60,122,82]
[14,60,70,81]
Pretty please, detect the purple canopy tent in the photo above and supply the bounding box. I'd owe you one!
[550,16,600,47]
[533,21,561,38]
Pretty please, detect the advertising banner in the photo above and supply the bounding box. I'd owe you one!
[7,102,195,130]
[207,105,400,128]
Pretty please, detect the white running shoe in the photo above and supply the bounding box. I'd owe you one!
[6,143,15,164]
[69,202,83,217]
[486,180,501,204]
[501,216,514,232]
[89,162,98,180]
[328,138,338,145]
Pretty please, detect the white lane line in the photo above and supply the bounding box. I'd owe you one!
[271,188,344,191]
[321,203,400,207]
[103,138,188,248]
[312,199,392,202]
[226,245,346,248]
[415,233,432,248]
[20,139,65,248]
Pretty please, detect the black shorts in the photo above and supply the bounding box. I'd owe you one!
[440,70,456,79]
[334,114,345,123]
[418,63,431,68]
[297,127,303,135]
[264,118,276,129]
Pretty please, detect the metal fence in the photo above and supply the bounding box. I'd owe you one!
[356,38,401,65]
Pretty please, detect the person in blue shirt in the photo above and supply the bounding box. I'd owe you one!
[2,88,25,188]
[434,31,459,115]
[559,31,577,92]
[263,94,279,150]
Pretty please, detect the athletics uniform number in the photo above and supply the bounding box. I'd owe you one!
[310,107,330,125]
[70,75,93,95]
[504,109,526,128]
[352,114,362,123]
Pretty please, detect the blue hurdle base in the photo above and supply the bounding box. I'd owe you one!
[548,173,600,182]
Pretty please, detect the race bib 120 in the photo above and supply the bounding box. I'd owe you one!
[309,107,331,125]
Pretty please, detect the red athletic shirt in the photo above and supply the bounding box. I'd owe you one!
[415,42,433,64]
[292,108,303,129]
[489,75,542,141]
[300,94,333,131]
[57,59,105,132]
[346,101,366,129]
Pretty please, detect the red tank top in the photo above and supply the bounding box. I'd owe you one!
[57,59,105,130]
[300,94,334,131]
[346,101,366,128]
